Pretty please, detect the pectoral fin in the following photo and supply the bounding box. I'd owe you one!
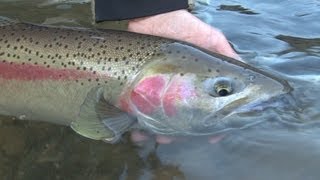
[71,87,136,143]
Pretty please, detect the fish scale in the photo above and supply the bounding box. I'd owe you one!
[0,19,174,140]
[0,18,291,142]
[0,22,170,86]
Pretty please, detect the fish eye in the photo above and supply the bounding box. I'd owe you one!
[204,77,233,97]
[214,81,233,96]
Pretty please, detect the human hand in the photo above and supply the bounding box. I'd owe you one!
[127,9,237,144]
[128,9,240,59]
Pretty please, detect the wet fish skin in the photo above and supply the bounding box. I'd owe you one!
[0,18,291,142]
[0,19,171,140]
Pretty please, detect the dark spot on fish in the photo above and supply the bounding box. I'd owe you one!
[180,73,184,76]
[88,79,91,82]
[83,67,87,71]
[194,58,198,62]
[208,68,212,72]
[7,53,10,57]
[216,69,220,73]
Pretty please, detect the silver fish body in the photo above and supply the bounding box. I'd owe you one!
[0,18,292,142]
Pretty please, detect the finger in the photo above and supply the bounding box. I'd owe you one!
[130,130,149,142]
[206,27,241,60]
[156,135,175,144]
[208,134,225,144]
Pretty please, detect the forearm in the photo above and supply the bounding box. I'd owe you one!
[92,0,188,22]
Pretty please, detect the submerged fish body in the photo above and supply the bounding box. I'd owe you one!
[0,17,292,142]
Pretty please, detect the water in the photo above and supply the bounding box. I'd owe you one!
[0,0,320,179]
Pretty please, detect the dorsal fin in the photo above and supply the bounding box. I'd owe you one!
[0,16,18,26]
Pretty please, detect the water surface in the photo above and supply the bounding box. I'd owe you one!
[0,0,320,179]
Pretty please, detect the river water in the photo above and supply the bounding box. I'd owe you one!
[0,0,320,179]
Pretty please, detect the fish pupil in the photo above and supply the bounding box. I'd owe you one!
[218,89,229,96]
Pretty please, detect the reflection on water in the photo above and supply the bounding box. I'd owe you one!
[0,0,320,179]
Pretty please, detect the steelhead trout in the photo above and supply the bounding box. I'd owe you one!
[0,17,292,142]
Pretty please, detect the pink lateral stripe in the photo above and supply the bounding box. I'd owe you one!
[0,61,106,81]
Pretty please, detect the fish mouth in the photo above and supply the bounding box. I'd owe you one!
[198,96,290,136]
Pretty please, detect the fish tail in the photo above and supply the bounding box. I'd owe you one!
[0,16,18,26]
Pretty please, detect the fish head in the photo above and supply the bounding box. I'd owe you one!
[127,43,292,135]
